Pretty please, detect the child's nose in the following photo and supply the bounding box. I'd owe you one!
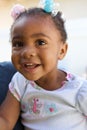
[21,46,36,59]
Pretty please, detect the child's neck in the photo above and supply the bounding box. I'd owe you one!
[35,69,67,91]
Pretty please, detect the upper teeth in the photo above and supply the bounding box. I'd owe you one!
[26,63,33,66]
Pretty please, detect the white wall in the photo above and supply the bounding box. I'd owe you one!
[59,18,87,77]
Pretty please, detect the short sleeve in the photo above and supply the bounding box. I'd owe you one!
[9,72,27,101]
[76,80,87,116]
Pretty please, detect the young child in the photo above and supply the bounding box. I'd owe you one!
[0,0,87,130]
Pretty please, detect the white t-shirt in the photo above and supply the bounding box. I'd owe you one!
[9,71,87,130]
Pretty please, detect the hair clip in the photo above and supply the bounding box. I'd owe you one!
[10,4,25,20]
[38,0,60,16]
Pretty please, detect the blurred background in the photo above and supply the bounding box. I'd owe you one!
[0,0,87,78]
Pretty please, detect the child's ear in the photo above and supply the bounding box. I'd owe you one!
[58,43,68,60]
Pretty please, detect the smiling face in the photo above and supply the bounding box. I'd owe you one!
[11,15,67,82]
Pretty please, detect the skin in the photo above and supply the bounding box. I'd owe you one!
[11,15,68,90]
[0,15,68,129]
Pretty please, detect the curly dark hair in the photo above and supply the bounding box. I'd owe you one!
[11,7,67,43]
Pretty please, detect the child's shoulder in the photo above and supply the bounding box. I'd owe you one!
[61,68,87,89]
[65,69,87,90]
[11,72,29,87]
[12,71,26,80]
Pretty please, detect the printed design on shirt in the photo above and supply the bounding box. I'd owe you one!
[44,103,58,114]
[61,73,75,87]
[28,97,42,114]
[66,73,75,81]
[21,97,42,113]
[30,98,42,114]
[27,97,58,118]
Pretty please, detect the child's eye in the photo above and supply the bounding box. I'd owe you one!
[12,41,24,48]
[36,39,46,46]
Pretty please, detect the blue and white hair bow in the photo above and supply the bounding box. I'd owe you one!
[38,0,59,16]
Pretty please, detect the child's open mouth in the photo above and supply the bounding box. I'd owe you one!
[24,63,40,69]
[22,62,41,73]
